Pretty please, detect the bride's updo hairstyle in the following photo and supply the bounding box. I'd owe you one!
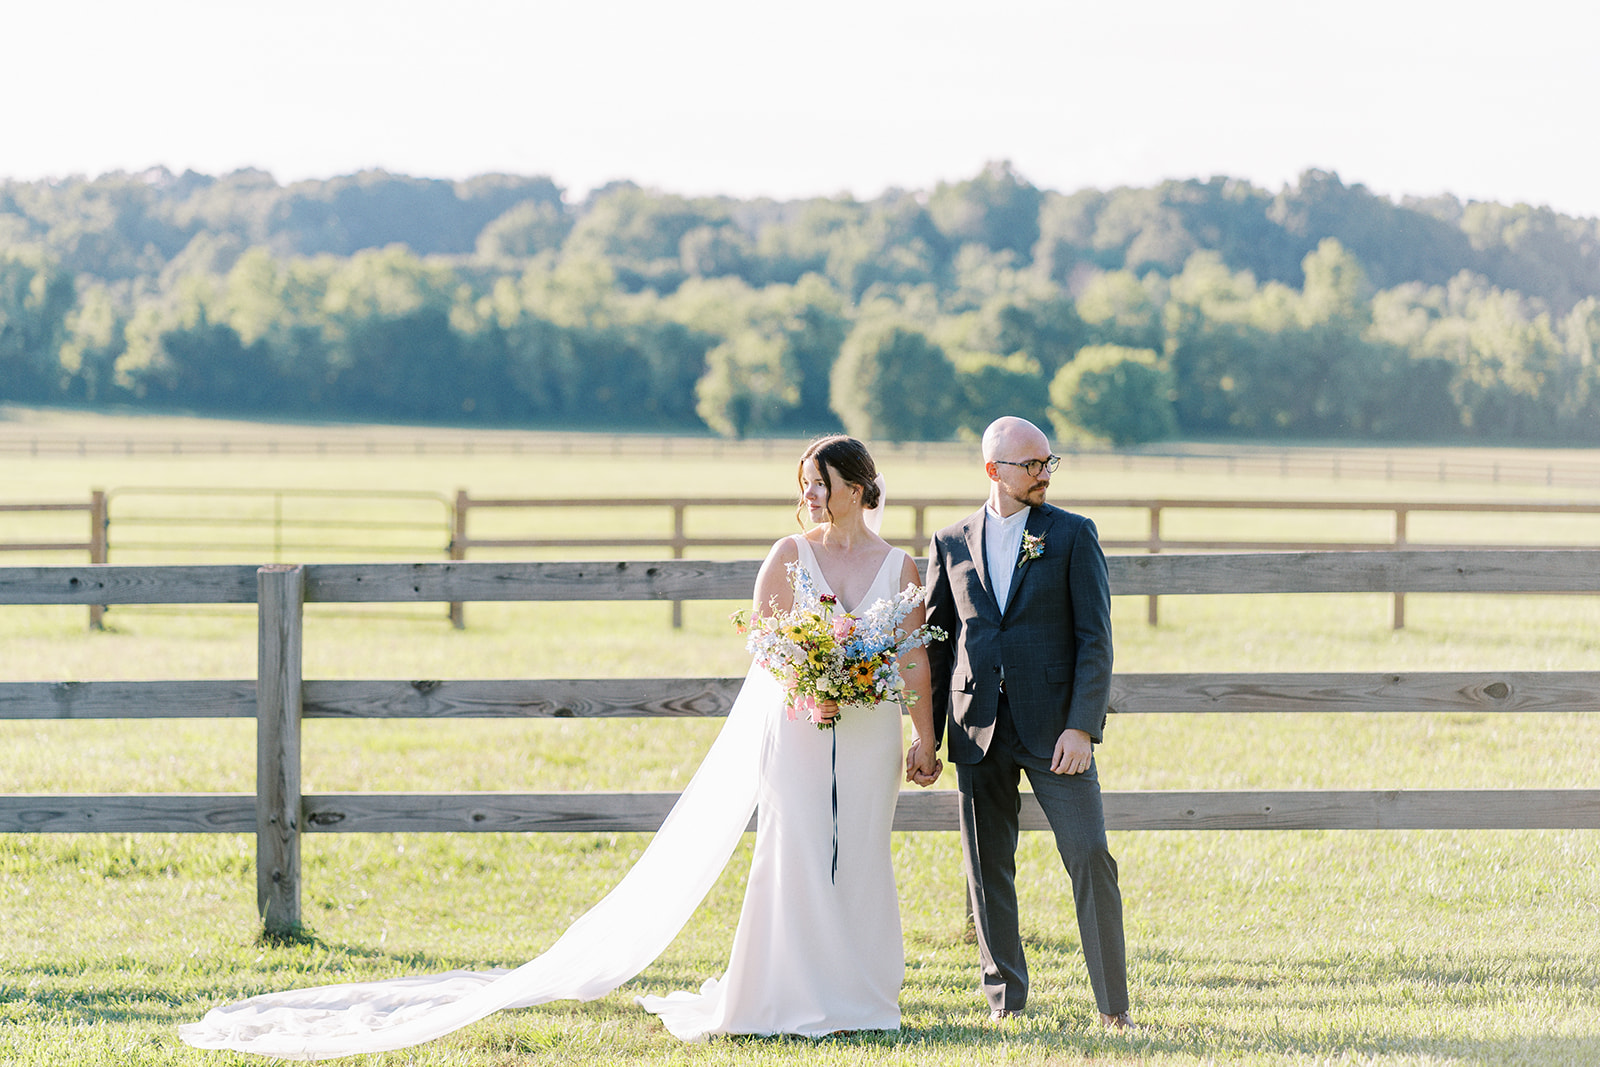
[796,434,881,526]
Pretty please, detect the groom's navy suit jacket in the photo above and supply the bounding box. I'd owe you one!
[925,501,1114,765]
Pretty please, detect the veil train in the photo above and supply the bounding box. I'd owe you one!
[179,667,779,1060]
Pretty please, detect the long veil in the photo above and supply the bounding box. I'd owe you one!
[179,666,780,1061]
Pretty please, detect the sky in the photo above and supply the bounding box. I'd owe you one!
[6,0,1598,219]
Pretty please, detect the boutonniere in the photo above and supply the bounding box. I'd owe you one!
[1018,531,1045,567]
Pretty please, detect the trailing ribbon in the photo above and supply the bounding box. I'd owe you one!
[830,727,839,884]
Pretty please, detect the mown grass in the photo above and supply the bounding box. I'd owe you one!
[3,416,1599,1064]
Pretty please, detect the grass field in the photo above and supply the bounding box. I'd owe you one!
[3,411,1599,1064]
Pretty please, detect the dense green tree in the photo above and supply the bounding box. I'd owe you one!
[564,186,732,294]
[1048,345,1177,446]
[1032,188,1106,283]
[1555,298,1600,435]
[825,194,950,300]
[953,352,1049,439]
[928,161,1043,262]
[694,331,796,438]
[1075,270,1165,351]
[663,274,844,436]
[1268,169,1477,290]
[830,320,958,441]
[57,284,124,402]
[0,248,76,400]
[475,201,573,261]
[1460,202,1600,316]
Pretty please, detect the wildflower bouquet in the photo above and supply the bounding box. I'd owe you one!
[733,560,947,728]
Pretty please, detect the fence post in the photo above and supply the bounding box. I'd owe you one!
[671,503,686,629]
[88,489,107,631]
[449,490,468,629]
[1392,508,1408,630]
[257,564,304,936]
[1146,505,1162,626]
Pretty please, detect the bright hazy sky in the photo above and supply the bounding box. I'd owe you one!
[7,0,1598,218]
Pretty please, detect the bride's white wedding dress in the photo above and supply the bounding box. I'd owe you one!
[179,536,909,1059]
[637,536,906,1039]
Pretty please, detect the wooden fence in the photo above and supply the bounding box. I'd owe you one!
[9,489,1598,631]
[451,494,1600,628]
[3,550,1599,934]
[0,491,107,628]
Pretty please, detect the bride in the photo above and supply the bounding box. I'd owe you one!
[180,434,944,1059]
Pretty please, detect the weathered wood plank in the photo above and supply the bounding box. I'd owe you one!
[6,551,1596,607]
[301,792,697,833]
[0,565,259,604]
[302,678,746,719]
[7,789,1594,834]
[1106,672,1600,715]
[0,794,255,832]
[295,551,1600,603]
[917,789,1600,832]
[257,565,303,934]
[302,560,763,602]
[5,672,1586,722]
[1099,789,1600,830]
[1105,550,1600,595]
[292,788,1600,834]
[0,681,256,720]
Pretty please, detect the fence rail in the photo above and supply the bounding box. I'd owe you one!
[3,550,1598,934]
[450,494,1600,628]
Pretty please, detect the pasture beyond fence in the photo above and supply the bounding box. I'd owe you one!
[2,551,1598,935]
[6,427,1600,490]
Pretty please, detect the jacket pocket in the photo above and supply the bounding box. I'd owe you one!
[1045,664,1073,684]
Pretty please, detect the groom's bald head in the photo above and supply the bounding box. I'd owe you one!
[982,416,1049,463]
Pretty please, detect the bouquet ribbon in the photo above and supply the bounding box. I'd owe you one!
[829,727,839,884]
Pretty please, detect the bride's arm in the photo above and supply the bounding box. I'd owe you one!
[897,554,941,784]
[751,537,799,619]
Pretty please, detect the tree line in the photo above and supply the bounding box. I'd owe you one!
[3,163,1597,443]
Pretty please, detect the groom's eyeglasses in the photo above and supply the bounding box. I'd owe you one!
[994,455,1061,477]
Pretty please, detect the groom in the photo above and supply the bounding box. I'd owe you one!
[922,416,1132,1030]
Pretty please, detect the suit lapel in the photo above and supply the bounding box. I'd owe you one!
[963,511,1001,619]
[1001,506,1053,619]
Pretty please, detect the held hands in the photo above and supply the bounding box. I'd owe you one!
[905,736,942,787]
[1051,728,1094,775]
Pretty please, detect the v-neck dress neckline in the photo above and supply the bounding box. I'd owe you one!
[792,536,899,615]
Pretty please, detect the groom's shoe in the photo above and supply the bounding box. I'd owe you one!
[1099,1011,1138,1031]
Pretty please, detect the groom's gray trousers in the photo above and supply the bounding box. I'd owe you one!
[957,691,1128,1016]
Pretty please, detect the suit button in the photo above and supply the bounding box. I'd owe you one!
[992,665,1000,673]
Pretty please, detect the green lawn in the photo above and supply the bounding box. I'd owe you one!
[3,414,1599,1064]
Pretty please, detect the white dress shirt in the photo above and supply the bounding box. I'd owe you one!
[984,503,1032,613]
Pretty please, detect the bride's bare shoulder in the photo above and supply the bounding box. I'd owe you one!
[897,549,920,585]
[764,535,802,563]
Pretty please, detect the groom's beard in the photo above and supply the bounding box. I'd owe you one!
[1007,481,1048,508]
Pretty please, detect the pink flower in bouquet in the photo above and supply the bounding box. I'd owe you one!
[831,614,856,640]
